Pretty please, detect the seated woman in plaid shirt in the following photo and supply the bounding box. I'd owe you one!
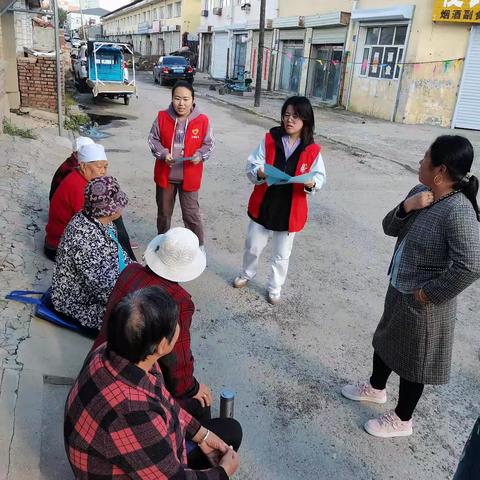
[92,227,212,422]
[65,286,242,479]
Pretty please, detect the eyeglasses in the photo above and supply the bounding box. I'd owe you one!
[283,113,300,121]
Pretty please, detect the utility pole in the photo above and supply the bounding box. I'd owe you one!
[254,0,266,107]
[53,0,64,136]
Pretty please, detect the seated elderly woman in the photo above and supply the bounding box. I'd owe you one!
[51,175,133,333]
[65,286,242,479]
[45,142,136,262]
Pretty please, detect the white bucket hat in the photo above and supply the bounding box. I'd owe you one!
[144,227,206,282]
[78,143,108,163]
[74,136,94,152]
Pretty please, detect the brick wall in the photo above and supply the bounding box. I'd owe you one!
[17,57,64,113]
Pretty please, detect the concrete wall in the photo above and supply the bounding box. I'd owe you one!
[1,11,20,110]
[17,56,64,112]
[0,15,9,128]
[344,0,471,126]
[13,0,33,53]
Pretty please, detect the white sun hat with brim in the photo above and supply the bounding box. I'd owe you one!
[144,227,206,283]
[77,143,108,163]
[74,136,94,152]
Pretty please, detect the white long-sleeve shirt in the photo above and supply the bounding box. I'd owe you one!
[246,138,326,193]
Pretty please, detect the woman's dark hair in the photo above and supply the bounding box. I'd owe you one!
[172,80,195,99]
[107,286,178,363]
[280,96,315,145]
[430,135,479,221]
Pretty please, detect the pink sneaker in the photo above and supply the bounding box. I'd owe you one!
[341,382,387,404]
[364,410,413,438]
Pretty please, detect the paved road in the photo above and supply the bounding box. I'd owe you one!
[8,71,478,480]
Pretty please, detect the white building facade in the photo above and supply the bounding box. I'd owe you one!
[198,0,278,85]
[102,0,200,58]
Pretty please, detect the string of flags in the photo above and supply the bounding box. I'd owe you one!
[261,45,464,74]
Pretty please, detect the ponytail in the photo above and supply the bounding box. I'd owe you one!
[430,135,479,221]
[459,175,480,221]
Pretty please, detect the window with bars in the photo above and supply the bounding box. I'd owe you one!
[360,25,407,80]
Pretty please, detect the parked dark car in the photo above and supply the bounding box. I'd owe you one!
[153,56,194,86]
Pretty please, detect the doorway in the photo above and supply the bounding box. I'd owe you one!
[307,45,343,104]
[279,42,304,93]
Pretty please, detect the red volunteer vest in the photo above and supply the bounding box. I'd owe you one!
[153,110,209,192]
[248,133,321,233]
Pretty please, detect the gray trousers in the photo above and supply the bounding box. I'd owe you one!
[156,183,204,245]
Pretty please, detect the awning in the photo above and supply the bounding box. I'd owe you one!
[351,5,415,22]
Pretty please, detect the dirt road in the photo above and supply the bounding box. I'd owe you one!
[3,71,479,479]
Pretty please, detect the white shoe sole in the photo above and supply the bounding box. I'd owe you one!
[341,386,387,404]
[364,422,413,438]
[233,279,248,289]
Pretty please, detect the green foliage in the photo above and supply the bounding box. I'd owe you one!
[64,113,89,131]
[58,8,68,28]
[65,92,77,108]
[2,119,37,139]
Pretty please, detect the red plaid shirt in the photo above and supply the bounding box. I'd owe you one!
[65,345,228,479]
[93,263,199,399]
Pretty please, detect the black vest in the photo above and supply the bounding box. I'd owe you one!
[251,127,306,231]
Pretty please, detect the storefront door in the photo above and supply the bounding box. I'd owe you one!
[308,45,343,104]
[279,42,304,93]
[202,34,212,73]
[233,34,247,78]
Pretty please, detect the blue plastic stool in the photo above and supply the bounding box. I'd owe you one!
[5,290,83,333]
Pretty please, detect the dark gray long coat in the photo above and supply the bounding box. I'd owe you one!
[373,185,480,384]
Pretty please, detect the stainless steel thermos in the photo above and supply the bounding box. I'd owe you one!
[219,390,235,418]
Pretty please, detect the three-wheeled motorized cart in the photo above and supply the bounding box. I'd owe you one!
[86,41,137,105]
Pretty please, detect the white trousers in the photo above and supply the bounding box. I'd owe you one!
[241,220,296,295]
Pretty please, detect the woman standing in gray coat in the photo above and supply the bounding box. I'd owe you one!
[342,135,480,438]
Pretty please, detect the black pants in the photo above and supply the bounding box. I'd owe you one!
[187,418,242,470]
[370,352,424,421]
[178,396,212,424]
[44,216,136,262]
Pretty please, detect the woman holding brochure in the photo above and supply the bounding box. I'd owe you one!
[148,81,214,250]
[233,96,326,304]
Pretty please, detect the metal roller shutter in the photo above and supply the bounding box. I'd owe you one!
[279,29,305,41]
[311,26,346,45]
[452,26,480,130]
[212,32,229,79]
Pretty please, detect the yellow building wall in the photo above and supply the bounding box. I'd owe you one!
[344,0,471,126]
[177,0,200,36]
[278,0,352,17]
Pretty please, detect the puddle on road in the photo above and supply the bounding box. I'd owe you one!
[87,113,128,126]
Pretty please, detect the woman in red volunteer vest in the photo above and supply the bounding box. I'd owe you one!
[233,96,326,305]
[148,81,214,250]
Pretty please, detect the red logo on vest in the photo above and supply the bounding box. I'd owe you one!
[192,128,200,139]
[300,163,308,174]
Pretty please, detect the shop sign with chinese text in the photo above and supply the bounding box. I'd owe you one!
[433,0,480,23]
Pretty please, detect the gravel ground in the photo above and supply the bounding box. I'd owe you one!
[0,71,479,479]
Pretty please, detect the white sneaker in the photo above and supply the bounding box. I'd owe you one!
[267,292,281,305]
[364,410,413,438]
[341,382,387,404]
[233,276,248,288]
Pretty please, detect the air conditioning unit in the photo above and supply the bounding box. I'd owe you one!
[200,10,208,16]
[213,7,222,15]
